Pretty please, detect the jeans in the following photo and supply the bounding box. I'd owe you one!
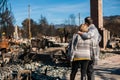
[70,60,89,80]
[87,60,95,80]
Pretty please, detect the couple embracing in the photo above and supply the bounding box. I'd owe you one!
[69,17,101,80]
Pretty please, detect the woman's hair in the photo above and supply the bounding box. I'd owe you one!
[79,24,88,32]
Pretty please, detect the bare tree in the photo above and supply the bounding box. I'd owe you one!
[0,0,15,37]
[22,18,38,38]
[69,14,76,26]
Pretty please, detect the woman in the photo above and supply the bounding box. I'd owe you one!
[78,17,101,80]
[70,24,93,80]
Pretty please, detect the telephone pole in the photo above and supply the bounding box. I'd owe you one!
[28,5,31,39]
[78,13,80,26]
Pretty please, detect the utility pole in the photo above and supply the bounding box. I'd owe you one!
[78,13,80,26]
[28,5,31,39]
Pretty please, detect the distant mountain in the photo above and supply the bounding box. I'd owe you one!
[104,15,120,20]
[54,24,65,28]
[54,24,77,29]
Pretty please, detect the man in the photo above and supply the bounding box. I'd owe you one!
[78,17,101,80]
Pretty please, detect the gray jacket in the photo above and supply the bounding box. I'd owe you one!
[81,24,102,61]
[68,34,93,61]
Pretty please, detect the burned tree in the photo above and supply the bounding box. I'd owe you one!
[0,0,15,37]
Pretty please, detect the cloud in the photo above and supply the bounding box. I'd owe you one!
[9,0,120,26]
[10,0,90,25]
[47,3,90,13]
[29,1,90,14]
[30,2,90,23]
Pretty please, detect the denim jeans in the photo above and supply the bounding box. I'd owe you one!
[87,60,95,80]
[70,60,89,80]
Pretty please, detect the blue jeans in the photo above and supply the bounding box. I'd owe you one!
[70,60,89,80]
[87,60,95,80]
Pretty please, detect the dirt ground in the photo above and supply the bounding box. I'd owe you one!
[95,54,120,80]
[66,54,120,80]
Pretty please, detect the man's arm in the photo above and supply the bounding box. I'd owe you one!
[78,29,95,39]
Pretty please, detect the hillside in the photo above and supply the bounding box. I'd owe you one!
[104,15,120,36]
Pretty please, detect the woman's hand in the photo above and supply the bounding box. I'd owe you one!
[77,31,83,35]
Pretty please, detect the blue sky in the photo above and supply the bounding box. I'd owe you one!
[8,0,120,26]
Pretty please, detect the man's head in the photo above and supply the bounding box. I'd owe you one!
[84,17,93,25]
[79,24,88,32]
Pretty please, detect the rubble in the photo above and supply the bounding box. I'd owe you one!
[0,38,119,80]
